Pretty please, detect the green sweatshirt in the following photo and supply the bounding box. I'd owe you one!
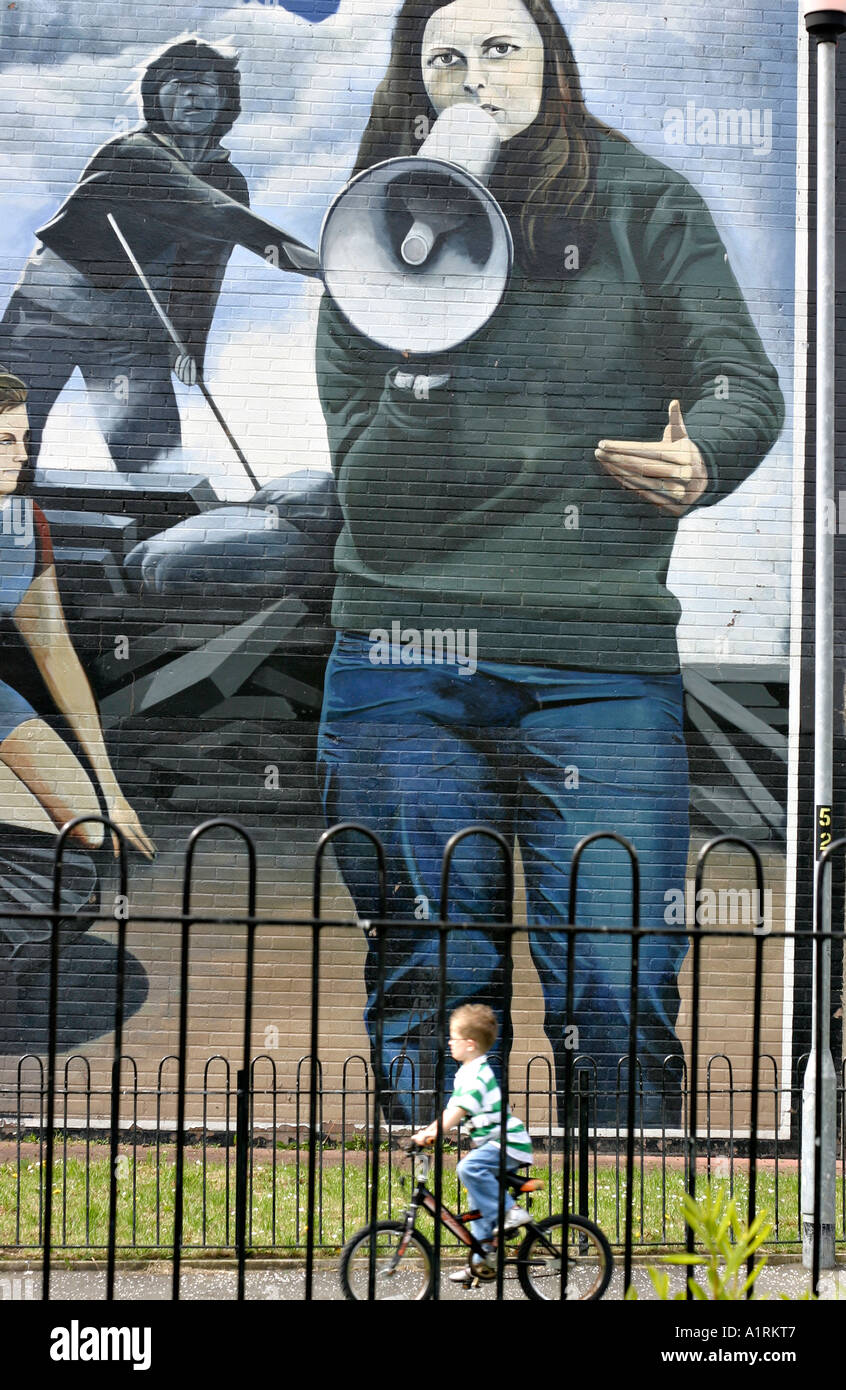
[316,128,785,673]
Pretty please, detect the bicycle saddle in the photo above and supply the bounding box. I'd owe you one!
[505,1170,544,1193]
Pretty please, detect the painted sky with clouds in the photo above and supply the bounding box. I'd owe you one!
[0,0,798,659]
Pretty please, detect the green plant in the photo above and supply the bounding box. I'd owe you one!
[629,1185,773,1300]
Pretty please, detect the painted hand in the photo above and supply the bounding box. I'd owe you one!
[174,354,198,387]
[594,400,708,515]
[105,793,156,861]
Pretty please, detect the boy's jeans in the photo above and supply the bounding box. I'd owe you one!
[317,633,691,1127]
[456,1143,516,1244]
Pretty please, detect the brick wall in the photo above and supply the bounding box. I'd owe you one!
[0,0,807,1132]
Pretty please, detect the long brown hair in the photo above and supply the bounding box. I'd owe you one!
[352,0,621,276]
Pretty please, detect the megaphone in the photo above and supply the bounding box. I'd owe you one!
[320,105,512,355]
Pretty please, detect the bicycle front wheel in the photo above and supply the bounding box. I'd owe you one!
[517,1214,613,1301]
[339,1220,434,1301]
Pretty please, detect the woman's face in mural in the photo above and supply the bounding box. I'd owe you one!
[0,405,28,496]
[158,73,222,139]
[421,0,545,143]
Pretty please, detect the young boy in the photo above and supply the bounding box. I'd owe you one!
[413,1003,533,1277]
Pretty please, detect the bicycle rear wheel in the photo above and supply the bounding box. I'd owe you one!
[339,1220,434,1301]
[517,1214,613,1301]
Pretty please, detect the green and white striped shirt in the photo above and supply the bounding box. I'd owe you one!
[450,1056,533,1163]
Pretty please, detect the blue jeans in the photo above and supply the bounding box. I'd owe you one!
[317,633,691,1125]
[456,1143,516,1243]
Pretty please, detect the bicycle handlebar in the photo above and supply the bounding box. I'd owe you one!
[396,1136,433,1155]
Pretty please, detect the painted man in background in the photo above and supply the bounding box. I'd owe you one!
[0,36,314,475]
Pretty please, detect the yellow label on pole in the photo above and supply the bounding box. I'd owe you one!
[817,805,832,858]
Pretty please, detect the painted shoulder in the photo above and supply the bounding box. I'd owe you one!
[80,131,249,196]
[82,128,163,165]
[593,125,707,218]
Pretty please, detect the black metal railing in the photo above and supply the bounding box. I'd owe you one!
[3,1049,842,1248]
[0,816,842,1299]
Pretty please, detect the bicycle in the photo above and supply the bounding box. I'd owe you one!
[338,1139,614,1301]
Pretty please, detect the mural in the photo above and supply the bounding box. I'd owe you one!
[0,0,797,1125]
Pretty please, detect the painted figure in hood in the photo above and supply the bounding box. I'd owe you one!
[0,37,313,475]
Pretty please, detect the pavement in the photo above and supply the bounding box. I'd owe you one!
[2,1260,844,1302]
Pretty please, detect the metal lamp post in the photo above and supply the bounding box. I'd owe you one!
[800,0,845,1272]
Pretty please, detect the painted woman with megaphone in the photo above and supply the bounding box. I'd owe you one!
[315,0,784,1126]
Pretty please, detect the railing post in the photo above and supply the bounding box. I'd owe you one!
[312,824,386,1301]
[176,819,256,1301]
[691,836,763,1298]
[234,1066,249,1277]
[43,816,124,1304]
[577,1070,590,1221]
[807,838,846,1288]
[569,832,639,1295]
[439,827,515,1301]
